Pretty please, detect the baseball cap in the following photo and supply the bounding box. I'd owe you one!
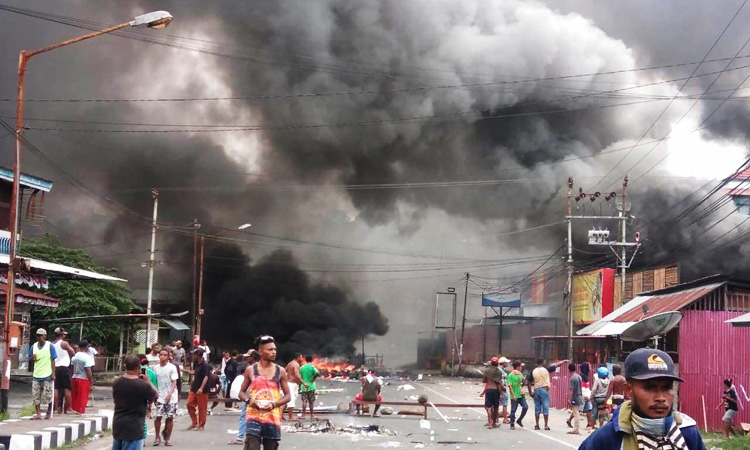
[54,327,67,336]
[624,348,683,382]
[36,328,47,336]
[490,356,499,365]
[498,357,511,364]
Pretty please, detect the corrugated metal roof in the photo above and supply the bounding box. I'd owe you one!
[160,318,189,331]
[0,166,53,192]
[613,283,723,323]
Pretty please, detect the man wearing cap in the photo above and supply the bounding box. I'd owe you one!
[480,357,504,428]
[52,327,75,415]
[29,328,57,420]
[183,348,212,431]
[578,348,706,450]
[498,357,512,424]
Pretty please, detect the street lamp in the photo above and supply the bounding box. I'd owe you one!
[195,223,252,338]
[2,10,173,411]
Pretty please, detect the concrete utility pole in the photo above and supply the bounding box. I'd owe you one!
[566,177,574,362]
[457,273,470,373]
[620,176,629,303]
[145,188,159,347]
[565,175,640,362]
[191,219,200,336]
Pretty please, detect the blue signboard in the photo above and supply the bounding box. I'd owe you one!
[481,294,521,308]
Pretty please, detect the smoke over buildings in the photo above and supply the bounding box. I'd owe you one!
[1,0,749,364]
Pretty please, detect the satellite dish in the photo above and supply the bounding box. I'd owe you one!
[620,311,682,342]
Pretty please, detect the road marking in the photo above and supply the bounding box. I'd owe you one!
[415,382,578,449]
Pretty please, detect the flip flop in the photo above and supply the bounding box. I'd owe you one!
[30,416,41,421]
[153,439,161,447]
[545,426,551,431]
[165,442,173,447]
[228,439,244,445]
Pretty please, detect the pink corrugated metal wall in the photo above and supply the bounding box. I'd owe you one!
[679,310,750,431]
[549,363,578,410]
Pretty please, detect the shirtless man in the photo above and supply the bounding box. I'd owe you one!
[480,357,504,428]
[283,354,304,421]
[606,364,628,408]
[239,336,291,450]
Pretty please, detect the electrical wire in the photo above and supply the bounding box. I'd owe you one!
[591,0,749,190]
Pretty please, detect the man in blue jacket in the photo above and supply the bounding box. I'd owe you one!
[578,348,705,450]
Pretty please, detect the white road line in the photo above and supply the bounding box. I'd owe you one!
[415,382,578,449]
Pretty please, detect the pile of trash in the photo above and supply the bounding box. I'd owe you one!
[284,419,396,437]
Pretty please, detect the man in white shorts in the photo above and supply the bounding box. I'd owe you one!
[284,353,304,421]
[153,348,178,446]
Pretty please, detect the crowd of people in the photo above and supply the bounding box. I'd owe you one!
[30,328,719,450]
[481,350,711,450]
[28,327,95,420]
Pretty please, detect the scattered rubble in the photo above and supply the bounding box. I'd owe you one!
[286,419,397,437]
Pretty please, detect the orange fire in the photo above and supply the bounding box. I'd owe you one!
[311,357,355,377]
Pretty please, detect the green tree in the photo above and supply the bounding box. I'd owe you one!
[22,234,135,351]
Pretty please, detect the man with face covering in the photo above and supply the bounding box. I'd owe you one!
[578,348,706,450]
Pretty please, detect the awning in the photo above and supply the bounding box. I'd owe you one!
[0,285,59,308]
[726,312,750,327]
[160,318,189,331]
[0,255,126,282]
[0,166,53,192]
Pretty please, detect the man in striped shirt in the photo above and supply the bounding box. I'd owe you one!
[578,349,705,450]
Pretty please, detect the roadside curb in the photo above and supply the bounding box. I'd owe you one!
[0,409,112,450]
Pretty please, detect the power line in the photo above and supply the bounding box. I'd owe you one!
[591,0,749,190]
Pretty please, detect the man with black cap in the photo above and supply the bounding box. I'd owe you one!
[183,347,211,431]
[578,348,706,450]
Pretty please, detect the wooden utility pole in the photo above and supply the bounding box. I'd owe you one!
[458,273,470,373]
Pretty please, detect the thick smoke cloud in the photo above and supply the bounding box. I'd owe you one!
[1,0,749,365]
[200,246,388,360]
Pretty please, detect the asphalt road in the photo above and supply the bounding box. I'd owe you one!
[78,376,589,450]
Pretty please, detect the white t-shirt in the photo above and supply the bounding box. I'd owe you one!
[87,347,98,359]
[230,374,247,400]
[146,353,160,368]
[153,363,179,404]
[198,345,210,358]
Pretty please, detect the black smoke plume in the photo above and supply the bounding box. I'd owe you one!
[200,245,389,360]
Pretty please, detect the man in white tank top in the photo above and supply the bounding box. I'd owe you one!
[52,327,75,414]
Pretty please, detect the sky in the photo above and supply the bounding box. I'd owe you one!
[2,1,750,366]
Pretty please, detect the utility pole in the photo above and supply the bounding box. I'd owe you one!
[620,176,628,303]
[191,219,200,336]
[565,175,641,362]
[196,236,205,338]
[145,189,159,348]
[457,272,469,373]
[361,335,366,367]
[566,177,574,362]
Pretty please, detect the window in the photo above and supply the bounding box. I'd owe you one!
[733,196,750,215]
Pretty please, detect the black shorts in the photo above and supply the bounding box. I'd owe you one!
[485,388,500,409]
[55,366,72,390]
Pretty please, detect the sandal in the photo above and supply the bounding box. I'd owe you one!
[165,442,173,447]
[545,426,551,431]
[535,425,540,430]
[228,439,244,445]
[153,439,161,446]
